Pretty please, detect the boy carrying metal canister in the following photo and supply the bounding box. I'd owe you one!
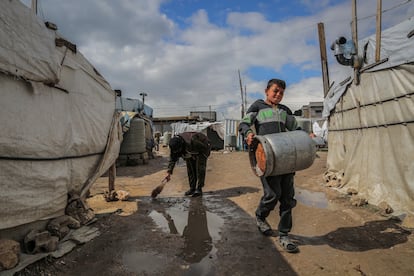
[239,78,300,253]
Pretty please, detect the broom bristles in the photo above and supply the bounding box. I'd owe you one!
[151,185,164,198]
[151,179,168,198]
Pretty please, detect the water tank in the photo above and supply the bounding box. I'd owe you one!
[249,130,316,177]
[120,118,146,154]
[143,120,152,140]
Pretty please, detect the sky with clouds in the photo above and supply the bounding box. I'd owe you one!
[22,0,414,119]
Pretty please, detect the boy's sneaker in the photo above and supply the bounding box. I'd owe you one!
[256,216,272,236]
[279,235,299,253]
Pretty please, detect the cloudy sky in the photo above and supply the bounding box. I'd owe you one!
[22,0,414,119]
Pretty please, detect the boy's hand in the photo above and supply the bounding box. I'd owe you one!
[246,132,255,146]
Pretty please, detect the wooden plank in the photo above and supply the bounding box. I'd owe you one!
[352,0,360,85]
[108,163,116,191]
[376,0,382,62]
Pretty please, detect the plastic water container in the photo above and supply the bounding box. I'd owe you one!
[249,130,316,177]
[163,132,172,146]
[120,118,146,154]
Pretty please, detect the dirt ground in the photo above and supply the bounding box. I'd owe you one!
[15,146,414,276]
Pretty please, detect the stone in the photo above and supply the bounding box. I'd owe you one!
[346,188,358,195]
[24,230,59,254]
[69,226,101,244]
[66,193,96,225]
[378,201,393,214]
[401,214,414,230]
[0,239,20,270]
[350,195,367,207]
[47,215,81,239]
[116,190,130,201]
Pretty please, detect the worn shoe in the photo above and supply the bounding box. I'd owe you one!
[279,235,299,253]
[256,216,272,236]
[192,189,202,197]
[184,189,195,196]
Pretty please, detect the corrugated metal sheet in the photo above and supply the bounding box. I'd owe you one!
[224,119,244,150]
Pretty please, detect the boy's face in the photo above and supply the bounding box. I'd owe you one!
[265,83,284,105]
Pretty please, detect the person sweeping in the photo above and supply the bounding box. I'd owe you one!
[165,132,211,197]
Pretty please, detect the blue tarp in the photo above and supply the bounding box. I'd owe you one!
[116,97,153,117]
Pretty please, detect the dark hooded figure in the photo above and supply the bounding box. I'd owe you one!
[166,132,211,197]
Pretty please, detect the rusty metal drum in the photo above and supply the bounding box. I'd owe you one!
[249,130,316,177]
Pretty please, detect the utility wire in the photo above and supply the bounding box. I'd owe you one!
[357,0,413,22]
[151,102,239,110]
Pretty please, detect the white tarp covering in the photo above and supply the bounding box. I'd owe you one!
[324,18,414,214]
[0,0,60,83]
[0,1,122,229]
[171,121,225,140]
[312,120,328,140]
[324,17,414,118]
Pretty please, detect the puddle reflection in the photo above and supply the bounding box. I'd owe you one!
[149,197,224,274]
[122,251,167,274]
[295,187,329,209]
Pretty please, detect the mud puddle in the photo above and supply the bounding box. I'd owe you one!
[295,187,330,209]
[125,197,224,275]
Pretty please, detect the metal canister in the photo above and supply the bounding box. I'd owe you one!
[249,130,316,177]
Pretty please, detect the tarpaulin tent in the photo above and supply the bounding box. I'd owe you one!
[323,17,414,214]
[0,1,122,230]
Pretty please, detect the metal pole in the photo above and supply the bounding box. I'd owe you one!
[139,92,148,113]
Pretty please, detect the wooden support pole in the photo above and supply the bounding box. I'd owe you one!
[351,0,360,85]
[31,0,37,14]
[375,0,382,62]
[318,22,330,98]
[108,163,116,191]
[351,0,358,54]
[238,69,245,119]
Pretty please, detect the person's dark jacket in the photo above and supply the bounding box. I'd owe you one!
[167,132,211,174]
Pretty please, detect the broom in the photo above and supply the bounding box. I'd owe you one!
[151,177,169,198]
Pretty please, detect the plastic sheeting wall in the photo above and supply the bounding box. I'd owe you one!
[0,1,122,229]
[327,64,414,214]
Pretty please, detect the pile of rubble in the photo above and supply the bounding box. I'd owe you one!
[0,194,100,274]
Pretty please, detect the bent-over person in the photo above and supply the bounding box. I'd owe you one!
[166,132,211,197]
